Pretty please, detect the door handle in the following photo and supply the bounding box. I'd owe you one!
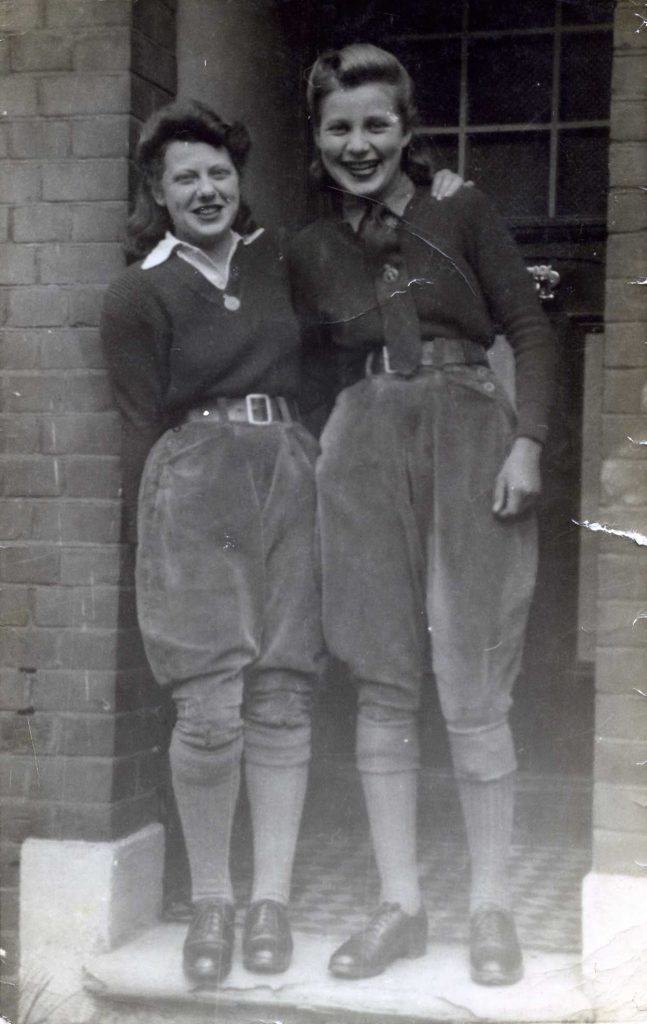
[527,264,561,301]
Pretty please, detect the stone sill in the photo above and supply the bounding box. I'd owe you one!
[85,922,593,1023]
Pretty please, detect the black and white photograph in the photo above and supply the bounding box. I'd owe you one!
[1,2,646,1023]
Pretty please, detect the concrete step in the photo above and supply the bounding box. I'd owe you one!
[85,922,593,1023]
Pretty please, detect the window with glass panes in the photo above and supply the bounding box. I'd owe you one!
[321,0,614,230]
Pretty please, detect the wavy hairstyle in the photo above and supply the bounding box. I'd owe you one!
[306,43,435,190]
[127,99,257,259]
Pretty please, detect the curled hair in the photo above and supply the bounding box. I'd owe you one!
[306,43,435,189]
[127,99,256,259]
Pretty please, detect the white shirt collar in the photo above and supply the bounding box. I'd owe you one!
[141,227,265,270]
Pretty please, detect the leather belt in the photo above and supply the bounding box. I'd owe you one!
[184,395,298,426]
[366,338,488,376]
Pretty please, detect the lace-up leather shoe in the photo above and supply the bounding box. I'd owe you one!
[243,899,293,973]
[470,906,523,985]
[329,903,428,978]
[183,898,235,985]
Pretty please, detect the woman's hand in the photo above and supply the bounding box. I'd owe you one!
[493,437,542,519]
[431,169,474,201]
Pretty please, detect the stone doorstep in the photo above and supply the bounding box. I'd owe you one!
[85,923,593,1023]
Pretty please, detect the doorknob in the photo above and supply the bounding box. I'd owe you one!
[527,264,560,301]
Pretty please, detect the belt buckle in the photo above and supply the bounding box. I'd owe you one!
[246,394,273,425]
[381,346,398,375]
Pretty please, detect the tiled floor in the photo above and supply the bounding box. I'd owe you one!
[221,769,592,955]
[286,834,588,953]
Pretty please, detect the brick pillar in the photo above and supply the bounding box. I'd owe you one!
[0,0,176,1013]
[582,2,647,1019]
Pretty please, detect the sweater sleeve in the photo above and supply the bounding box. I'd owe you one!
[100,269,171,540]
[462,189,557,444]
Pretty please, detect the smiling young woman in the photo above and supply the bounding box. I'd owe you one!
[151,140,241,255]
[101,100,323,988]
[289,43,556,987]
[314,82,412,205]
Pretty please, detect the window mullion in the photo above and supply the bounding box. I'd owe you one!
[458,0,469,177]
[548,3,563,219]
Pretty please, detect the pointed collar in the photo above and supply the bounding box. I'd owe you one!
[141,228,265,270]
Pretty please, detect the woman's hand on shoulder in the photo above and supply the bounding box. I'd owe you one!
[493,436,542,519]
[431,169,475,201]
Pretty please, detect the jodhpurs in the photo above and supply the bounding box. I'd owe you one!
[136,417,323,772]
[317,365,538,780]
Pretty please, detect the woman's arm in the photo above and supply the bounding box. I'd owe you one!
[461,190,557,516]
[287,235,338,437]
[100,271,170,539]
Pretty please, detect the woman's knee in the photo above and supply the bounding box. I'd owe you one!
[243,674,313,767]
[446,718,517,780]
[245,672,313,727]
[169,718,243,785]
[356,679,420,773]
[170,682,244,783]
[357,678,420,721]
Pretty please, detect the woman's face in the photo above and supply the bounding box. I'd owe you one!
[153,139,240,252]
[315,83,411,203]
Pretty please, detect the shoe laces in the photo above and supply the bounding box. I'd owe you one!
[192,899,232,942]
[252,900,281,931]
[472,907,511,946]
[363,903,406,941]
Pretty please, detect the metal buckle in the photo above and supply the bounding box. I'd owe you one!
[381,346,398,374]
[246,394,273,424]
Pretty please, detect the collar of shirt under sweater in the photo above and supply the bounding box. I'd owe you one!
[141,227,265,291]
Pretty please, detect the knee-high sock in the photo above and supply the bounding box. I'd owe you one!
[355,710,421,916]
[456,772,514,914]
[170,732,240,904]
[245,761,308,906]
[360,769,422,916]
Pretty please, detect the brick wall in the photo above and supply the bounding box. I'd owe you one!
[0,0,176,1010]
[593,0,647,875]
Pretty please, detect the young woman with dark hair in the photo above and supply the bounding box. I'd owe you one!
[289,44,556,986]
[101,99,323,987]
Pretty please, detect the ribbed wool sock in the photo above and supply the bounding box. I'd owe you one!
[456,773,515,914]
[360,769,422,916]
[170,733,240,904]
[245,761,308,906]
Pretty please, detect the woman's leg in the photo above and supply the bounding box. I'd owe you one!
[454,769,515,914]
[170,676,245,904]
[315,382,432,977]
[240,424,322,972]
[243,674,312,907]
[326,680,427,980]
[445,723,518,918]
[135,423,272,983]
[355,687,422,916]
[427,369,537,984]
[315,381,429,915]
[242,425,321,909]
[166,675,244,984]
[449,728,522,985]
[239,678,311,975]
[245,762,308,903]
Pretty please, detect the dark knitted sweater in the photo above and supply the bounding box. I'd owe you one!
[101,231,301,531]
[288,186,556,443]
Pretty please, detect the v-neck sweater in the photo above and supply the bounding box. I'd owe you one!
[288,186,556,444]
[101,230,301,529]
